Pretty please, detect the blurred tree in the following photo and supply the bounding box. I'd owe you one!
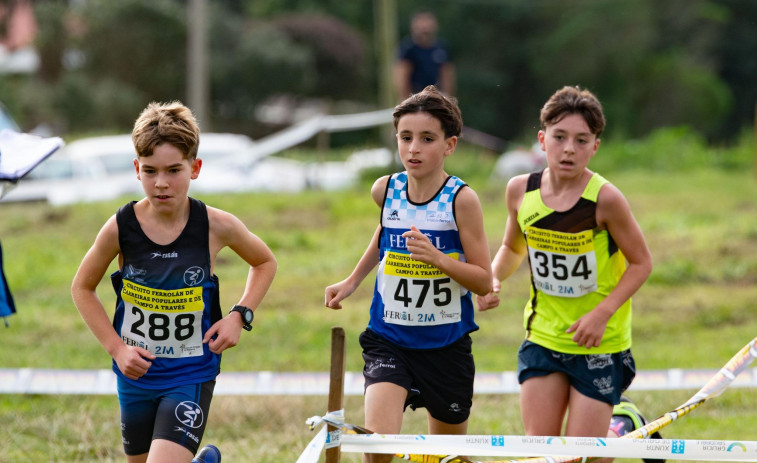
[396,0,741,143]
[529,0,733,140]
[528,1,657,137]
[208,8,367,136]
[630,53,732,138]
[274,14,366,99]
[433,2,539,144]
[208,13,313,135]
[236,0,377,100]
[0,0,753,144]
[34,0,67,83]
[77,0,186,103]
[239,0,374,35]
[712,0,757,139]
[637,0,734,139]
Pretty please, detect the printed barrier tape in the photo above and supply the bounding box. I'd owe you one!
[339,434,757,461]
[296,338,757,463]
[306,409,345,431]
[294,426,757,463]
[307,409,345,449]
[3,368,757,395]
[296,425,327,463]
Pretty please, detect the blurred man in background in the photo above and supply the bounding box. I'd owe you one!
[394,11,456,100]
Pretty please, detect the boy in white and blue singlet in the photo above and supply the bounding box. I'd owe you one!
[477,86,662,463]
[72,101,277,463]
[325,85,492,463]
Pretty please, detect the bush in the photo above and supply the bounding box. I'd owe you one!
[76,0,186,103]
[209,17,314,134]
[591,125,753,173]
[274,14,367,99]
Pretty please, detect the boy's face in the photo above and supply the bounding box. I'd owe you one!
[133,142,201,211]
[538,113,599,177]
[396,112,456,180]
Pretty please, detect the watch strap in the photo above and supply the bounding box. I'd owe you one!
[230,305,253,331]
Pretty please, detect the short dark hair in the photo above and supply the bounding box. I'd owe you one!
[392,85,463,139]
[540,86,606,137]
[132,101,200,159]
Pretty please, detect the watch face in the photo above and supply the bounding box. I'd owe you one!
[242,309,253,324]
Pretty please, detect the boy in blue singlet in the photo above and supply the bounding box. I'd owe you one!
[72,101,277,463]
[325,85,492,463]
[477,86,662,463]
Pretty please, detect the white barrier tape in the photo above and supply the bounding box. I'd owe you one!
[325,409,345,449]
[305,416,322,430]
[326,409,345,424]
[295,425,327,463]
[300,410,346,456]
[326,427,341,449]
[340,434,757,461]
[306,409,345,430]
[3,368,757,395]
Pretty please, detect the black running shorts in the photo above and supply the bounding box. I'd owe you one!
[359,329,474,424]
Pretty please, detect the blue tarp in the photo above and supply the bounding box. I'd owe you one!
[0,130,62,325]
[0,241,15,326]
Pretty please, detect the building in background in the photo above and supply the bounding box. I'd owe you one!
[0,0,39,74]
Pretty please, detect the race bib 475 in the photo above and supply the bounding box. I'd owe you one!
[378,251,462,326]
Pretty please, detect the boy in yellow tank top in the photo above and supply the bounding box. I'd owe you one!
[478,86,662,462]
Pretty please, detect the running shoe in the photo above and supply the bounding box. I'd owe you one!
[610,396,664,463]
[192,444,221,463]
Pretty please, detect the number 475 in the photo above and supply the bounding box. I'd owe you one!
[394,277,452,308]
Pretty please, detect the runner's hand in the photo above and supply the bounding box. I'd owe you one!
[114,344,155,380]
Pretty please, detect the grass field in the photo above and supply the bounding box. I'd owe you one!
[1,135,756,462]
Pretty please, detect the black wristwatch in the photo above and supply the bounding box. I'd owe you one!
[230,305,254,331]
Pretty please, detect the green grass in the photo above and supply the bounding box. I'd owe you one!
[1,133,756,462]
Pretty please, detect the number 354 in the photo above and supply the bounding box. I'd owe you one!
[532,252,592,280]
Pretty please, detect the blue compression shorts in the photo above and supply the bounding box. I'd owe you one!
[117,377,215,456]
[517,340,635,405]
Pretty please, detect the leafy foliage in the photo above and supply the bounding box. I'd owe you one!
[274,14,367,99]
[77,0,186,102]
[0,0,754,144]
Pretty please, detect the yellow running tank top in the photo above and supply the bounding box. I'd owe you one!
[517,171,631,354]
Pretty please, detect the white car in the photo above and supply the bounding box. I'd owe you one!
[0,130,391,204]
[0,132,260,205]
